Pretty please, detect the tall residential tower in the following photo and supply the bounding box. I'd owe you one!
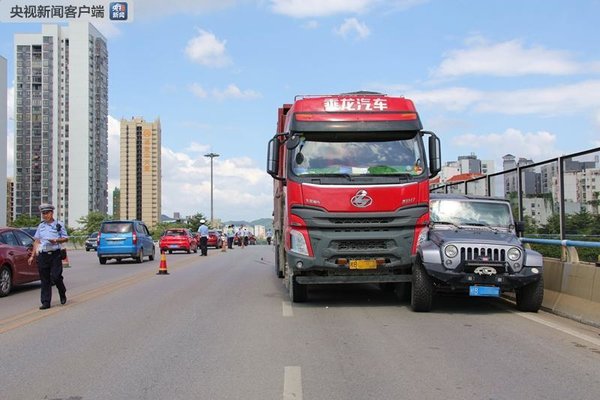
[13,22,108,226]
[119,117,161,228]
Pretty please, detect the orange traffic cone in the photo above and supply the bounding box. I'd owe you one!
[157,250,169,275]
[221,237,227,252]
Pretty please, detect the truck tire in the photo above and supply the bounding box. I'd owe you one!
[411,260,433,312]
[275,243,284,279]
[289,274,307,303]
[516,276,544,312]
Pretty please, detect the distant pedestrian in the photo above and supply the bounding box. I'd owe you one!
[266,229,272,245]
[28,203,68,310]
[227,225,235,249]
[238,225,249,248]
[198,219,209,256]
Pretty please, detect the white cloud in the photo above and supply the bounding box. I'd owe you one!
[189,83,208,98]
[270,0,372,18]
[453,128,560,162]
[405,87,483,111]
[334,18,370,40]
[212,84,261,101]
[433,37,591,78]
[475,80,600,115]
[388,80,600,116]
[160,150,272,221]
[303,20,319,29]
[105,115,271,220]
[185,29,232,68]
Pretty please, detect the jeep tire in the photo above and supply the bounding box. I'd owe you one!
[516,276,544,312]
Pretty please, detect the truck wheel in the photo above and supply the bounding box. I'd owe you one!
[289,274,307,303]
[516,276,544,312]
[411,260,433,312]
[275,244,284,279]
[0,266,13,297]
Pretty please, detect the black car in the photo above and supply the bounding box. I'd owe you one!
[413,194,544,312]
[85,232,99,251]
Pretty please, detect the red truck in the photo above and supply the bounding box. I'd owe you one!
[267,92,441,302]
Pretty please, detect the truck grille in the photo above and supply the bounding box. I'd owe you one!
[330,217,395,225]
[334,239,389,251]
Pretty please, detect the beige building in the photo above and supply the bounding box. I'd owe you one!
[119,117,161,228]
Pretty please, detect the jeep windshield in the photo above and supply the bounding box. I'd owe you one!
[290,133,425,181]
[430,199,513,228]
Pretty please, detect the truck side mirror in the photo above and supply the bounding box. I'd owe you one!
[266,137,280,177]
[425,132,441,178]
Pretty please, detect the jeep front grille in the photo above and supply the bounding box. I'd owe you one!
[460,246,506,262]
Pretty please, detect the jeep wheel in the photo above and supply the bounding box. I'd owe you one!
[289,274,307,303]
[516,276,544,312]
[411,260,433,312]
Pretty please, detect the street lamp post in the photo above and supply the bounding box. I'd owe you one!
[204,152,219,225]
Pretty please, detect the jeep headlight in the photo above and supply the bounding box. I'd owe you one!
[290,230,309,256]
[444,244,458,258]
[507,247,521,261]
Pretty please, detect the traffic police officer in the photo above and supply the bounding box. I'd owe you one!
[198,219,209,256]
[28,203,68,309]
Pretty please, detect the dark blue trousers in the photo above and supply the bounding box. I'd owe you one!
[37,251,66,306]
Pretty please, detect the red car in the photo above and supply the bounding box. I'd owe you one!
[207,230,223,249]
[159,228,198,254]
[0,227,39,297]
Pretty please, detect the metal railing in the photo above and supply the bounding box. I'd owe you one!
[431,146,600,262]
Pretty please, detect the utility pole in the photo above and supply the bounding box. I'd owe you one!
[204,152,219,225]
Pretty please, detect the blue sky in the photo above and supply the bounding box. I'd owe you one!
[2,0,600,222]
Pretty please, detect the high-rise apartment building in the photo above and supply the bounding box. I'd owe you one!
[1,56,7,226]
[13,22,108,227]
[119,117,161,228]
[6,178,14,225]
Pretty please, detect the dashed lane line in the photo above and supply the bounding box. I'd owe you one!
[283,301,294,317]
[284,366,303,400]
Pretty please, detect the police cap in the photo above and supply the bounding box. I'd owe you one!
[39,203,55,213]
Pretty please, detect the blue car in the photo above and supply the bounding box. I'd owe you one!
[97,220,155,264]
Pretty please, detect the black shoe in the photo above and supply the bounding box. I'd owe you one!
[60,294,67,305]
[39,304,51,310]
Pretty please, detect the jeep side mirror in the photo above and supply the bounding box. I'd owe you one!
[515,221,525,236]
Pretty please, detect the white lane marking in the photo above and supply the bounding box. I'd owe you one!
[283,301,294,317]
[515,312,600,347]
[284,366,303,400]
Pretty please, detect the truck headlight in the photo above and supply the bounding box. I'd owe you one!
[444,244,458,258]
[507,247,521,261]
[290,230,309,256]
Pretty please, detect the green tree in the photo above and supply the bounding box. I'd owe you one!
[77,211,112,234]
[11,214,41,228]
[187,213,208,231]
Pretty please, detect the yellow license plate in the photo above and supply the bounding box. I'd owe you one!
[349,259,377,269]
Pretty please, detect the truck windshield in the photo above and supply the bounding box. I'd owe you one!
[291,135,424,177]
[430,200,513,228]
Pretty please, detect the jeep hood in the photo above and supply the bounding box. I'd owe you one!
[429,229,521,247]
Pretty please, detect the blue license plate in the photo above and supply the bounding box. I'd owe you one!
[169,245,178,248]
[469,286,500,297]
